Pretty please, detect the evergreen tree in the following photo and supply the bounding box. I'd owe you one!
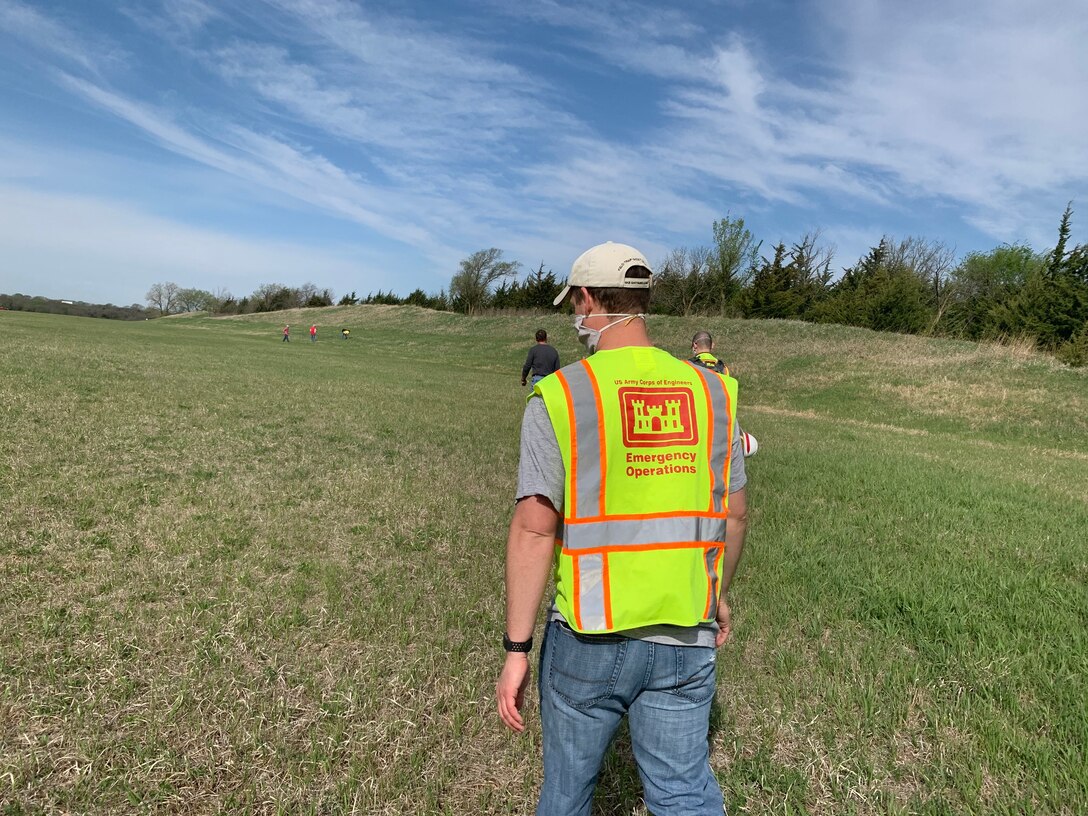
[404,288,432,308]
[810,239,929,333]
[490,279,521,310]
[520,262,563,310]
[740,242,789,318]
[993,204,1088,349]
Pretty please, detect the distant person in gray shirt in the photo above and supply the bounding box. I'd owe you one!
[520,329,560,387]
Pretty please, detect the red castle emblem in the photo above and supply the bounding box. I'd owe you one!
[619,387,698,447]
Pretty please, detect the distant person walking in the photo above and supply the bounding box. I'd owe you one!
[690,330,758,457]
[689,330,728,375]
[341,328,350,340]
[282,324,290,343]
[520,329,560,387]
[310,324,317,342]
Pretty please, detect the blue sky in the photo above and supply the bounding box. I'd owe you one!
[1,0,1086,306]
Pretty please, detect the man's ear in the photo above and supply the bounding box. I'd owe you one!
[574,287,598,314]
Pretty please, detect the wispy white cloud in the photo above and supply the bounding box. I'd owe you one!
[120,0,221,41]
[217,0,565,158]
[521,135,718,233]
[41,73,613,286]
[497,0,1086,245]
[56,73,449,252]
[0,0,116,73]
[487,0,711,82]
[163,0,219,34]
[651,1,1088,239]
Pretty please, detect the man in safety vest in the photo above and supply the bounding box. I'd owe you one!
[690,330,758,458]
[497,241,749,815]
[689,329,729,375]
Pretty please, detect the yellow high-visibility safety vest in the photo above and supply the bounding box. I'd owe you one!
[534,346,739,633]
[695,352,729,376]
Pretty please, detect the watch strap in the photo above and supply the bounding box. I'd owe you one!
[503,633,533,653]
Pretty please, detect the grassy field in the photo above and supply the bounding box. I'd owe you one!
[1,306,1086,815]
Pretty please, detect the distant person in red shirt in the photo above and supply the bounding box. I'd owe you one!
[282,324,290,342]
[310,324,317,343]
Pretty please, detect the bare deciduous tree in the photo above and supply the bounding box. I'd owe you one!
[145,281,179,316]
[888,237,957,331]
[656,245,713,317]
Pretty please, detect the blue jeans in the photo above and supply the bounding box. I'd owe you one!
[537,620,723,815]
[531,374,545,386]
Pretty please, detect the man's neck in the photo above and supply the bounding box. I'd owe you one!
[595,317,652,351]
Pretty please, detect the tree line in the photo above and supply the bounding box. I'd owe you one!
[144,206,1088,366]
[0,293,155,320]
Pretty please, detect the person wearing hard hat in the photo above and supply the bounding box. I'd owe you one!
[497,241,750,814]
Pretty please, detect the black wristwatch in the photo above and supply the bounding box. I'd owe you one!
[503,633,533,653]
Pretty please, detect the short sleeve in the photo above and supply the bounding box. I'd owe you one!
[516,396,565,510]
[728,422,747,493]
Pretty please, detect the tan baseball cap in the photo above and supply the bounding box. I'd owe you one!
[553,241,653,306]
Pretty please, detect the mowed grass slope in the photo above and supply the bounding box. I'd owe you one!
[1,307,1085,815]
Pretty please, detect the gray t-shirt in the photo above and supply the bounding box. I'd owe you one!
[516,394,748,647]
[522,343,561,379]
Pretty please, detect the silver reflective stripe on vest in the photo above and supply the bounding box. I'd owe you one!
[563,514,726,551]
[575,553,608,631]
[687,364,734,514]
[704,546,722,610]
[564,362,602,519]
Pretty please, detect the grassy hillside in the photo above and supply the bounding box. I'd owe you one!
[1,307,1085,815]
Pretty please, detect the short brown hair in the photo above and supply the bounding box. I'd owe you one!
[535,329,547,342]
[582,265,652,313]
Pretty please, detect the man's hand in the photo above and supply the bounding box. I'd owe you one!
[714,598,732,647]
[521,379,527,386]
[496,653,532,732]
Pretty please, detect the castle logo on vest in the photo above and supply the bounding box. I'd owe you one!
[619,387,698,448]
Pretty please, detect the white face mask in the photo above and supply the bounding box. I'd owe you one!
[573,313,644,353]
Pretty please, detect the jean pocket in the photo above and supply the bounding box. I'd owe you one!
[547,623,625,710]
[669,646,717,704]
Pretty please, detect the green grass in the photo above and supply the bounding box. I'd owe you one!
[1,306,1085,815]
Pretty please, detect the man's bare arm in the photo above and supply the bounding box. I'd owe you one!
[716,487,748,646]
[504,495,560,640]
[497,495,559,732]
